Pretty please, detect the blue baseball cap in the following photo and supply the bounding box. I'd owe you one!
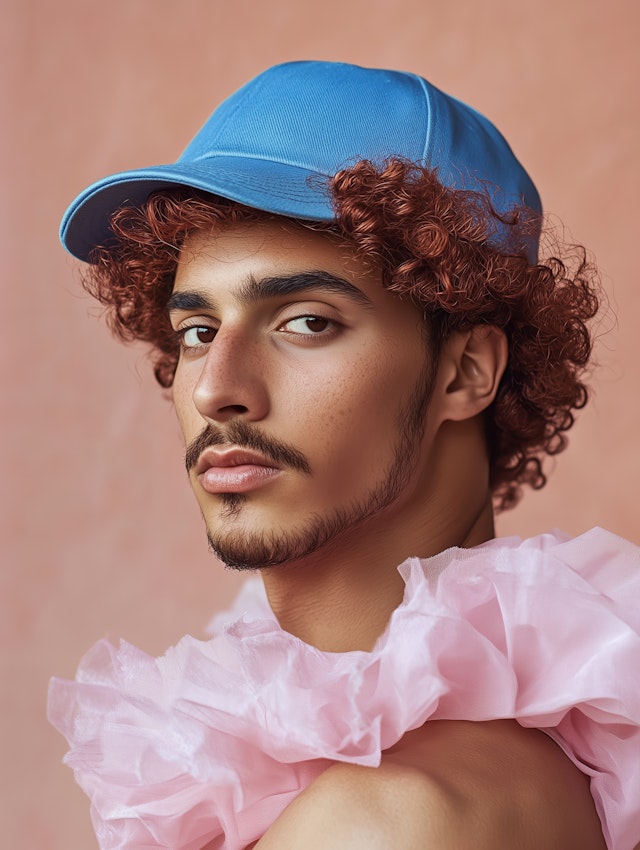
[60,60,541,262]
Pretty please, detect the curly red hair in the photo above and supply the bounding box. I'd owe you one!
[84,159,599,510]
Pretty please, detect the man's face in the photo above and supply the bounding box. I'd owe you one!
[170,218,443,570]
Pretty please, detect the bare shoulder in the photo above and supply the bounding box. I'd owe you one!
[254,719,606,850]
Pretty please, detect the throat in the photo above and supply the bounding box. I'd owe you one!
[261,547,407,653]
[259,497,496,653]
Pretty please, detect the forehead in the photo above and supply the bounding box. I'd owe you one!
[172,218,382,299]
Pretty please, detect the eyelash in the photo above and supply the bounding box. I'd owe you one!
[175,313,338,354]
[176,324,217,353]
[278,314,336,338]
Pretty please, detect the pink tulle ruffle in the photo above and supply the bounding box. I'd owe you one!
[48,528,640,850]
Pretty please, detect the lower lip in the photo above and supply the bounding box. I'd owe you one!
[198,464,282,494]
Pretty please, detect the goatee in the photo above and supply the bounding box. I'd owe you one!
[196,361,435,571]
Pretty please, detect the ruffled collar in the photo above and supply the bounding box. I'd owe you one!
[48,528,640,850]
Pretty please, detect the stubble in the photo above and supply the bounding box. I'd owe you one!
[186,358,436,571]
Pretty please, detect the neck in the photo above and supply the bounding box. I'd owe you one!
[261,422,495,652]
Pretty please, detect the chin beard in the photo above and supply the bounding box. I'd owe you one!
[208,504,373,570]
[206,360,435,572]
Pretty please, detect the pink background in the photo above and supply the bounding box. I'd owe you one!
[3,1,639,845]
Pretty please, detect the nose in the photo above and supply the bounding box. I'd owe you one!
[192,326,270,423]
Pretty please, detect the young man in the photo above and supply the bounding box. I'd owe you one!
[49,62,639,850]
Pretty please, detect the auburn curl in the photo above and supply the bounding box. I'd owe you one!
[84,159,600,511]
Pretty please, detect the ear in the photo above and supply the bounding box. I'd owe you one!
[436,326,508,422]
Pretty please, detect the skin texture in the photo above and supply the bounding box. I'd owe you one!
[170,219,605,848]
[252,721,607,850]
[171,220,507,651]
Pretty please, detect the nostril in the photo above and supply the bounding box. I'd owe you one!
[219,404,249,415]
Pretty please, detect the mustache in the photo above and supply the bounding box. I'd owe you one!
[185,420,312,475]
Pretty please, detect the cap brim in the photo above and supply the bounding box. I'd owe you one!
[60,158,335,262]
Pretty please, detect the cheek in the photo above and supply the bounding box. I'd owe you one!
[279,352,415,461]
[171,367,199,438]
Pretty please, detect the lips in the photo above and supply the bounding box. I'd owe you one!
[195,448,282,494]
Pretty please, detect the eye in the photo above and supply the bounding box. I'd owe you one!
[280,315,333,335]
[178,325,217,351]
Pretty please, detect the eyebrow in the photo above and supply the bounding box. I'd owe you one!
[167,270,374,314]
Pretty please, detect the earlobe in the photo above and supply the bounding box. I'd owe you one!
[440,326,508,421]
